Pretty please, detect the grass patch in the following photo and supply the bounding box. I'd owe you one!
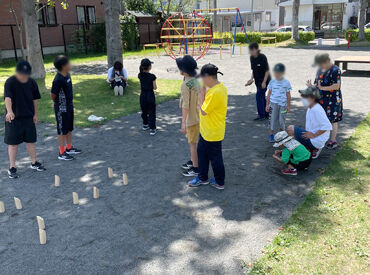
[0,73,181,127]
[247,114,370,274]
[340,40,370,47]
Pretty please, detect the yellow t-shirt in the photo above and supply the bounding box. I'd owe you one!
[200,82,228,142]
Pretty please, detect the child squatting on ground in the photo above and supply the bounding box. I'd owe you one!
[266,63,292,142]
[107,61,128,96]
[188,64,228,190]
[51,55,81,161]
[272,131,312,176]
[176,55,201,177]
[138,58,157,136]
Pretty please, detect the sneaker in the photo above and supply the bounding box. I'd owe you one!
[30,161,46,172]
[188,177,209,187]
[142,124,149,131]
[58,152,74,161]
[182,160,193,170]
[209,178,225,190]
[269,134,275,143]
[311,148,322,159]
[150,129,157,136]
[182,167,199,177]
[282,168,297,176]
[326,141,338,149]
[253,116,262,121]
[66,147,81,155]
[8,167,19,179]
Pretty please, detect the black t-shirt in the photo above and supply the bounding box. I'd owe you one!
[4,76,41,118]
[138,72,156,93]
[250,53,271,88]
[51,73,73,112]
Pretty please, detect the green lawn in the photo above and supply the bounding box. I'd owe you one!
[248,114,370,274]
[0,73,181,127]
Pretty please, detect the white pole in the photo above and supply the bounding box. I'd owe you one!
[251,0,254,32]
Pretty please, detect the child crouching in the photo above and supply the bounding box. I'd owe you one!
[272,131,312,176]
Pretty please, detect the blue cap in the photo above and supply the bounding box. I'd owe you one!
[16,60,32,75]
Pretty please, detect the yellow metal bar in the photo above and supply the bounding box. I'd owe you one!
[160,34,212,39]
[194,8,238,12]
[168,18,204,21]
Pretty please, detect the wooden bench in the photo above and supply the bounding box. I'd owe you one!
[334,56,370,71]
[260,36,277,46]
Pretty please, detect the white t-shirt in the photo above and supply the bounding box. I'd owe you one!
[306,103,332,149]
[106,67,128,83]
[267,78,292,106]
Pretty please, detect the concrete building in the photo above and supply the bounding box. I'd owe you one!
[196,0,280,32]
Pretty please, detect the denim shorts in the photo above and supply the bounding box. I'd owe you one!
[294,126,316,150]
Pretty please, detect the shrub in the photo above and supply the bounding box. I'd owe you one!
[345,29,370,42]
[89,23,107,52]
[120,14,139,51]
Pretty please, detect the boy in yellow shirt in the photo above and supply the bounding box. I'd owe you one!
[188,64,228,190]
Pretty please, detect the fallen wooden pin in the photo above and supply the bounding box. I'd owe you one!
[55,175,60,187]
[39,229,47,245]
[0,201,5,213]
[36,216,45,230]
[72,192,79,205]
[123,173,128,185]
[14,197,22,210]
[108,168,113,178]
[93,187,99,199]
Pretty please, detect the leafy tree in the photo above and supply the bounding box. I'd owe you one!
[158,0,196,18]
[125,0,156,14]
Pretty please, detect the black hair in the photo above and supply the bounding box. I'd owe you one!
[54,55,69,71]
[248,42,260,51]
[113,61,123,71]
[139,64,150,74]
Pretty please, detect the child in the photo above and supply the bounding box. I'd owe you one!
[272,131,312,176]
[107,61,128,96]
[51,55,81,160]
[138,58,157,136]
[176,55,200,177]
[266,63,292,142]
[309,53,343,149]
[188,64,228,190]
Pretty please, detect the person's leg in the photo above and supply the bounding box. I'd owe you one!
[8,145,18,168]
[189,142,198,168]
[287,125,295,136]
[209,140,225,185]
[140,95,149,126]
[26,143,36,164]
[269,103,279,135]
[279,105,287,131]
[58,135,66,154]
[66,131,72,150]
[148,101,156,130]
[197,135,209,181]
[256,88,267,118]
[118,86,124,96]
[330,122,338,142]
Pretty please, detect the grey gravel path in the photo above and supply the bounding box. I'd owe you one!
[1,48,369,274]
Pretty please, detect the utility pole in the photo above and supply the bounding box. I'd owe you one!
[251,0,254,32]
[213,0,217,32]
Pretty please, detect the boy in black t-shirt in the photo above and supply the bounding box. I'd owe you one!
[138,58,157,136]
[4,61,46,178]
[51,55,81,160]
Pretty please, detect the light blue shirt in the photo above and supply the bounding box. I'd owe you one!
[267,78,292,106]
[106,67,128,83]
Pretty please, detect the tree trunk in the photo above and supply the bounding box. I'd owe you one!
[103,0,123,68]
[21,0,45,79]
[291,0,300,41]
[358,0,367,41]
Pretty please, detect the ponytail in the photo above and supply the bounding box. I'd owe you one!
[139,65,144,74]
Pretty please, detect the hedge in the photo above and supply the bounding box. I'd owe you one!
[345,29,370,42]
[213,31,315,44]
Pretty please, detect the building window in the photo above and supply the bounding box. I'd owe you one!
[87,7,96,24]
[46,6,57,25]
[265,12,271,22]
[254,13,261,21]
[77,6,86,24]
[36,4,45,25]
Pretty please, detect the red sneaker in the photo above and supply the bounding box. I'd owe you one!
[311,148,322,159]
[282,168,297,176]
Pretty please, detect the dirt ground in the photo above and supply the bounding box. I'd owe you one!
[1,47,369,274]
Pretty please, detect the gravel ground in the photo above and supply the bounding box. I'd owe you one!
[1,47,369,274]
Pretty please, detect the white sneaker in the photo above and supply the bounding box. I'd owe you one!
[114,86,119,96]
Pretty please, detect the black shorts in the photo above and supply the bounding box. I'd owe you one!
[4,117,37,145]
[55,109,74,135]
[289,157,312,171]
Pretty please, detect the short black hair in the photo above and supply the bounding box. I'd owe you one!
[54,55,69,71]
[113,61,123,71]
[248,42,259,50]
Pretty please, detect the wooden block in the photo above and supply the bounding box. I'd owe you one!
[123,173,128,185]
[72,192,79,205]
[55,175,60,187]
[36,216,45,230]
[108,167,113,178]
[0,201,5,213]
[14,197,22,210]
[93,186,99,199]
[39,229,47,245]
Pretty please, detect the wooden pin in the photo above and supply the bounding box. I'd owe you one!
[123,173,128,185]
[36,216,45,230]
[39,229,47,245]
[72,192,79,205]
[14,197,22,210]
[55,175,60,187]
[93,187,99,199]
[108,167,113,178]
[0,201,5,213]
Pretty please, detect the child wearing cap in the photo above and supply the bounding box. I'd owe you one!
[176,55,201,177]
[138,58,157,136]
[51,55,81,161]
[188,64,228,190]
[272,131,312,176]
[266,63,292,142]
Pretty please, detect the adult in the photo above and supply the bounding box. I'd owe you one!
[245,42,271,121]
[308,53,343,149]
[4,61,46,179]
[107,61,128,96]
[287,86,332,159]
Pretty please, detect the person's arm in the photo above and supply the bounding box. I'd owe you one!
[33,100,38,124]
[302,129,326,139]
[261,71,269,89]
[245,71,254,86]
[279,148,290,164]
[180,86,190,134]
[50,79,61,102]
[317,82,340,91]
[199,86,207,116]
[153,80,157,91]
[265,89,272,113]
[181,108,189,134]
[4,97,15,122]
[121,69,128,82]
